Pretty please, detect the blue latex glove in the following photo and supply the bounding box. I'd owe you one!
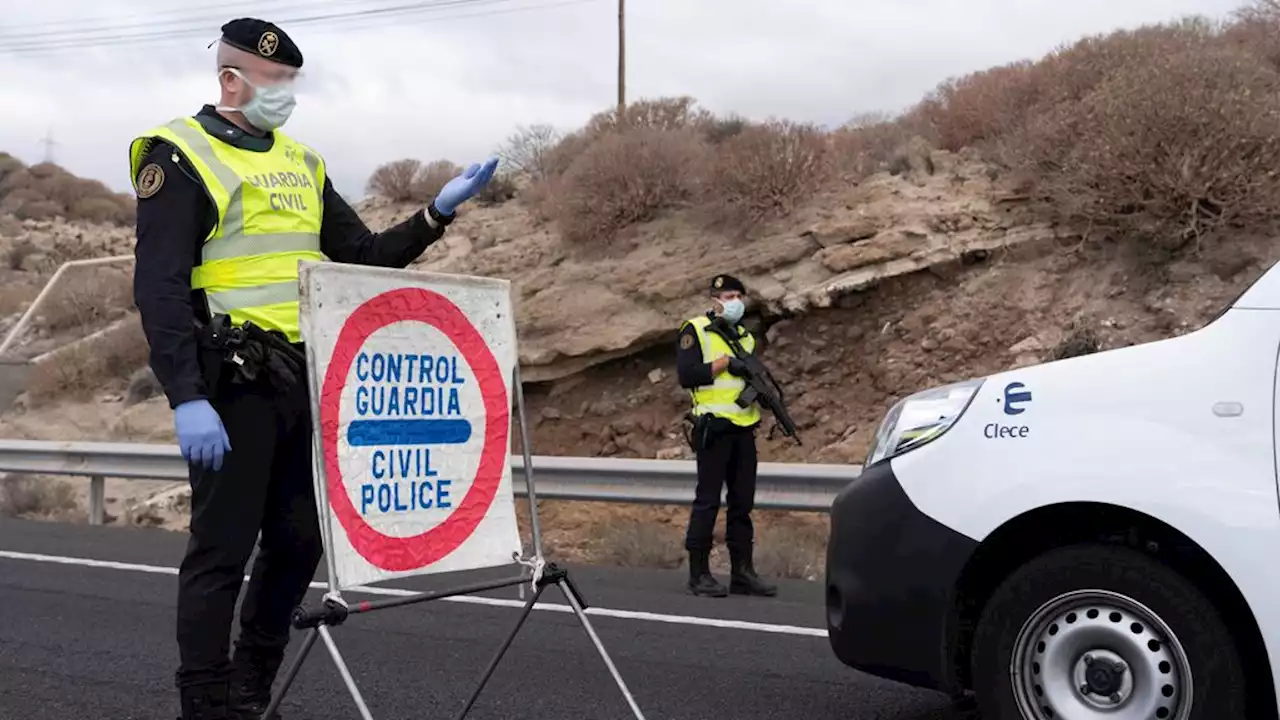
[174,399,232,471]
[432,157,499,216]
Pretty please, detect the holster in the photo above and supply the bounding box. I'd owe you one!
[683,412,714,453]
[193,315,307,399]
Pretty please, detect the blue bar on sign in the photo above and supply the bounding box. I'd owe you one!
[347,419,473,447]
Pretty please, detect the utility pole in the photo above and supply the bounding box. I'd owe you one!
[617,0,625,115]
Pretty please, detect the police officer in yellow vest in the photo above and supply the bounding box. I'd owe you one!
[676,274,777,598]
[129,18,498,720]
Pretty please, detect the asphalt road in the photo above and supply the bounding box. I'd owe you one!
[0,518,978,720]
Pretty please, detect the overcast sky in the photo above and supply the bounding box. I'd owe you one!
[0,0,1250,201]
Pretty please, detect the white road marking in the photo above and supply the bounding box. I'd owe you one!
[0,549,827,638]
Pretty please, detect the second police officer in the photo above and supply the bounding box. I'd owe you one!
[676,274,778,598]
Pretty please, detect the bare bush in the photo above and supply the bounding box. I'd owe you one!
[1002,33,1280,249]
[475,171,518,206]
[700,114,748,145]
[551,127,707,245]
[831,115,918,180]
[365,158,422,202]
[752,516,828,581]
[0,161,138,226]
[911,60,1046,153]
[412,159,460,202]
[597,519,685,569]
[582,96,713,138]
[0,474,79,519]
[1051,323,1103,360]
[705,119,833,223]
[35,265,135,334]
[25,313,149,405]
[0,153,23,187]
[496,124,562,182]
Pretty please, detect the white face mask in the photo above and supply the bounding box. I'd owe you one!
[218,68,296,131]
[718,298,745,324]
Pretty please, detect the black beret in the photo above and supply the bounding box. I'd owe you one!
[710,274,746,294]
[219,18,303,68]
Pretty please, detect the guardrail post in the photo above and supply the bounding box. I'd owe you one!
[88,475,104,526]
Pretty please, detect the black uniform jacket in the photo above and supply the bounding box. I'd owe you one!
[133,105,447,409]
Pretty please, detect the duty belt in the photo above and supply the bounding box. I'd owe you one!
[194,314,307,396]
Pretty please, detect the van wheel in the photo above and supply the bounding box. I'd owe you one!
[969,543,1246,720]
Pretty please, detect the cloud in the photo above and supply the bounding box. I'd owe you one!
[0,0,1249,198]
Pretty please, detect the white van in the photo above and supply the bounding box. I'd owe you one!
[824,260,1280,720]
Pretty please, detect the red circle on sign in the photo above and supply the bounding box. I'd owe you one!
[320,287,509,572]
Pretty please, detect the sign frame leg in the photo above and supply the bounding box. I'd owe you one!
[448,365,646,720]
[263,267,646,718]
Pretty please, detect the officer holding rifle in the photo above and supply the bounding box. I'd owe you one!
[675,273,799,598]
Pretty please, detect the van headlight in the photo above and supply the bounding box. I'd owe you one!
[864,377,985,467]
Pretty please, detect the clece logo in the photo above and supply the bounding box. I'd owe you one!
[1003,382,1032,415]
[986,381,1032,440]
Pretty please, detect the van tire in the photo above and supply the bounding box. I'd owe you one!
[969,543,1247,720]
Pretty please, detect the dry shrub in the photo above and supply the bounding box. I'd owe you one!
[474,171,517,206]
[1051,323,1103,360]
[0,153,23,187]
[706,119,833,224]
[413,159,460,201]
[597,518,685,569]
[552,126,707,244]
[496,124,562,182]
[35,265,134,333]
[0,277,39,316]
[25,313,149,405]
[365,158,421,202]
[0,474,79,519]
[752,516,828,581]
[1003,29,1280,249]
[0,161,136,226]
[582,96,712,138]
[70,197,128,224]
[364,158,462,205]
[912,60,1046,152]
[700,114,748,145]
[830,114,918,180]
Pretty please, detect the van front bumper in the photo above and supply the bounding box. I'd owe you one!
[824,459,978,693]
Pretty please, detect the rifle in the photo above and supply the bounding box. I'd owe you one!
[705,318,802,446]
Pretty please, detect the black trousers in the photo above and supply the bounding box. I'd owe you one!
[174,374,324,689]
[684,423,758,553]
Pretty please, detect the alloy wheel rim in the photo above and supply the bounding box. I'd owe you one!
[1010,588,1193,720]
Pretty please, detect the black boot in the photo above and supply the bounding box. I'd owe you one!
[177,681,231,720]
[686,549,728,597]
[729,545,777,597]
[228,642,285,720]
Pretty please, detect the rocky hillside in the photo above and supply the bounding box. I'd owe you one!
[2,5,1280,579]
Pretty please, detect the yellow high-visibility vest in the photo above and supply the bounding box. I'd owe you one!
[128,116,327,342]
[683,315,761,427]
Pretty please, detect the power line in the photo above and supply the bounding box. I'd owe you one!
[0,0,602,56]
[0,0,414,41]
[0,0,511,50]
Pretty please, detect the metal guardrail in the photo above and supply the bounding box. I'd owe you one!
[0,439,860,525]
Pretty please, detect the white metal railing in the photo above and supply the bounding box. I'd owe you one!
[0,438,860,525]
[0,255,135,359]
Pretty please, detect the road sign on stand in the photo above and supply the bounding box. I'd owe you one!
[259,261,646,720]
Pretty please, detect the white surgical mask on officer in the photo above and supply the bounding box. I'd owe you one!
[218,67,297,132]
[717,297,745,325]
